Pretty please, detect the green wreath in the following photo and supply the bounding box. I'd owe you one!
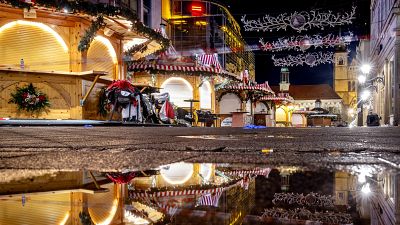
[9,83,50,113]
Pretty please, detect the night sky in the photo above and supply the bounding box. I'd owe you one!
[218,0,370,86]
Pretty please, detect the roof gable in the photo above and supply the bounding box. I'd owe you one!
[271,84,342,100]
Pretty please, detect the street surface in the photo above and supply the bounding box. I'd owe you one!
[0,126,399,171]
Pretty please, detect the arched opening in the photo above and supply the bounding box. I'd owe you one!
[86,36,118,79]
[219,93,241,114]
[255,102,269,113]
[160,77,193,107]
[275,107,287,123]
[199,80,212,110]
[292,114,305,127]
[0,20,69,71]
[88,183,119,225]
[160,162,194,185]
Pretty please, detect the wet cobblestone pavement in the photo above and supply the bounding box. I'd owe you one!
[1,126,399,171]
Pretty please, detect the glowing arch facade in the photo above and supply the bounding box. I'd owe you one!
[86,36,118,79]
[160,77,193,107]
[219,93,241,114]
[0,20,69,71]
[199,80,212,110]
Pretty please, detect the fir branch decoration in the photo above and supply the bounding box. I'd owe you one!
[78,15,106,52]
[8,83,50,113]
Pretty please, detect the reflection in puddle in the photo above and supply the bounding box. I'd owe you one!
[177,134,295,140]
[0,163,398,225]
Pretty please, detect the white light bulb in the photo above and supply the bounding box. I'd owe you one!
[360,64,372,74]
[361,183,371,195]
[358,75,366,84]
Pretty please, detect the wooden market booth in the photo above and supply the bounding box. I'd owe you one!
[0,1,167,120]
[259,93,295,127]
[127,57,239,123]
[216,82,276,127]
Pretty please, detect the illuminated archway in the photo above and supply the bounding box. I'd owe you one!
[275,107,287,122]
[0,20,68,51]
[93,36,117,64]
[219,93,241,114]
[88,183,119,225]
[0,20,69,71]
[255,102,269,113]
[161,77,193,107]
[160,162,194,185]
[86,36,118,79]
[199,80,212,109]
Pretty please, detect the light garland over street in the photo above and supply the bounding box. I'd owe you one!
[272,51,335,67]
[259,33,354,52]
[241,7,356,32]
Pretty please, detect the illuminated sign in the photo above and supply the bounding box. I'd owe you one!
[191,3,204,16]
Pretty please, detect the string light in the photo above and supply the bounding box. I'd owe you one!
[259,33,354,52]
[271,51,335,67]
[241,7,356,33]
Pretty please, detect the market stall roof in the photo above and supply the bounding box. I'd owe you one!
[223,82,275,95]
[259,93,294,103]
[270,84,341,101]
[128,61,240,80]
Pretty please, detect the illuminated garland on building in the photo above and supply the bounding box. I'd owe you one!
[241,7,356,32]
[272,51,334,67]
[1,0,170,55]
[78,16,106,52]
[259,33,354,52]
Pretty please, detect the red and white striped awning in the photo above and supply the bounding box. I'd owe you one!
[129,187,224,198]
[128,63,222,73]
[223,168,271,178]
[259,94,294,103]
[224,82,275,95]
[197,53,222,70]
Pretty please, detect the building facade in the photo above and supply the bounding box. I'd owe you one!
[333,49,358,123]
[162,0,255,79]
[370,0,400,125]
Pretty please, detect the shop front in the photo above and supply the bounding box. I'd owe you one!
[0,1,167,120]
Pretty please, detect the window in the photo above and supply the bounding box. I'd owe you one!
[338,57,344,65]
[143,0,151,27]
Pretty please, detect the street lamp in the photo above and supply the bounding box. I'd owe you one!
[360,90,371,101]
[360,64,372,74]
[357,64,371,126]
[358,74,366,84]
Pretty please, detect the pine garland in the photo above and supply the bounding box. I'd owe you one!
[8,83,50,113]
[78,16,106,52]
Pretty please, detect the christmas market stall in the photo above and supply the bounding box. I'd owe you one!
[127,28,240,125]
[259,92,295,127]
[128,163,270,224]
[216,80,276,127]
[0,0,168,120]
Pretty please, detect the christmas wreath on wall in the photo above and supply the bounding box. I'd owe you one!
[8,83,50,113]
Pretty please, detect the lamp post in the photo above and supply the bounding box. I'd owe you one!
[357,64,371,126]
[357,63,385,126]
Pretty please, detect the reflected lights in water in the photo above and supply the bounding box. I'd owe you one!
[160,162,194,185]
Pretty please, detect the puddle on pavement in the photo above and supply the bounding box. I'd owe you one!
[177,134,294,140]
[0,163,398,225]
